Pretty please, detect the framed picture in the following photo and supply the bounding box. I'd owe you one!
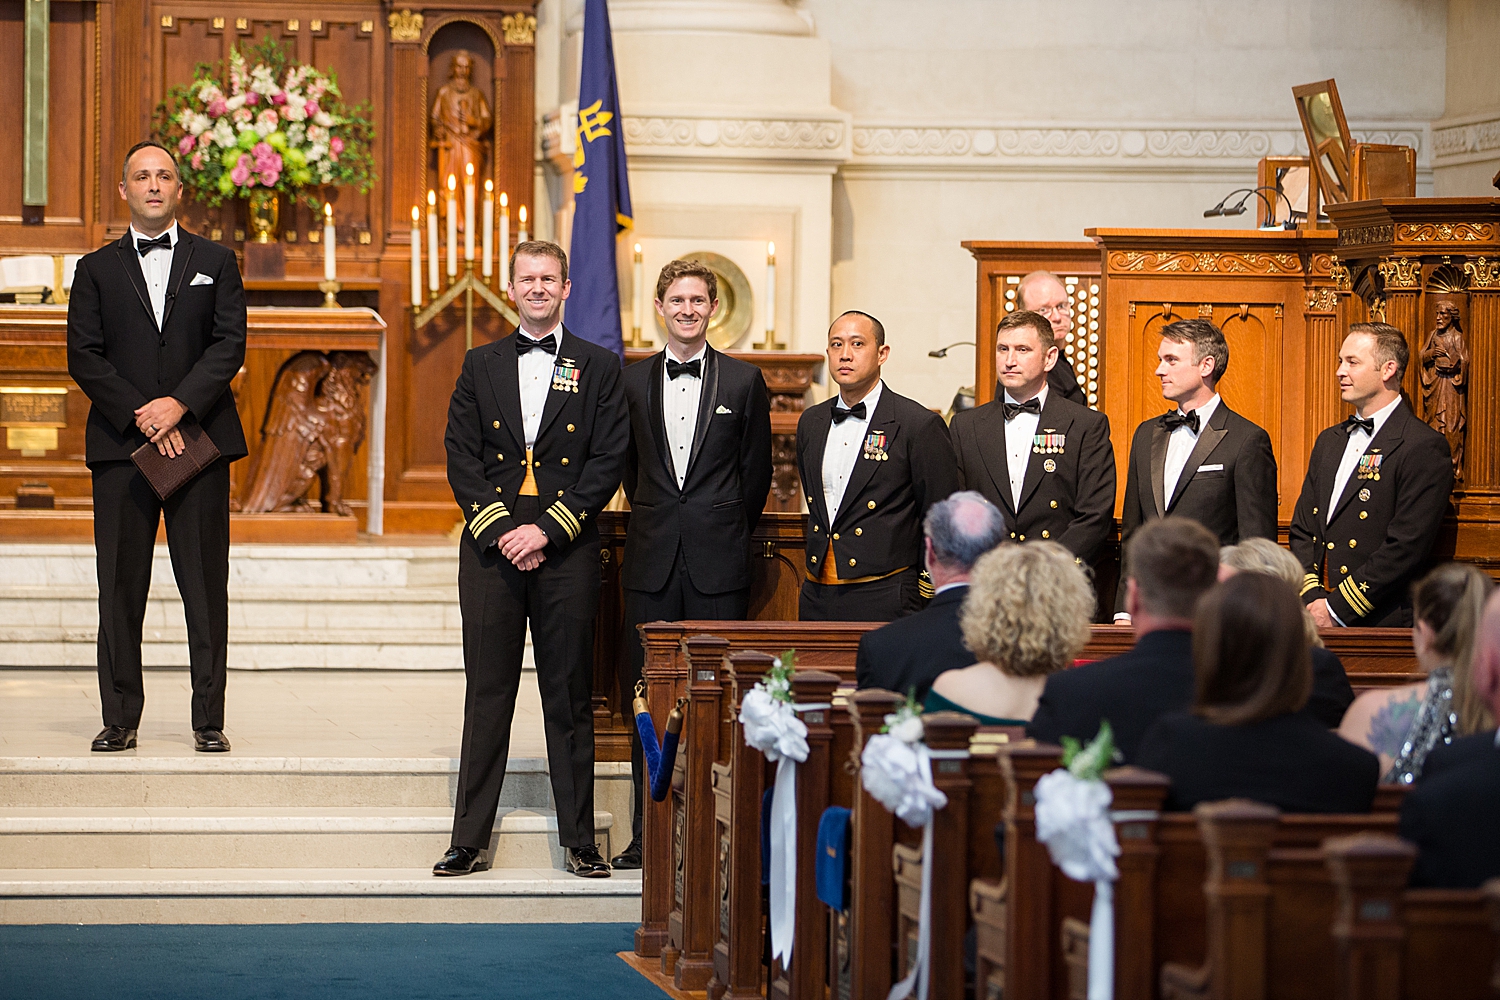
[1292,79,1354,209]
[1257,156,1314,228]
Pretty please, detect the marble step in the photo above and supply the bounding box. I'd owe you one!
[0,806,617,871]
[0,756,550,811]
[0,867,642,924]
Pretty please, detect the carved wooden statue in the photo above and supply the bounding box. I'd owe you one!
[242,351,376,515]
[1420,300,1468,478]
[430,51,492,201]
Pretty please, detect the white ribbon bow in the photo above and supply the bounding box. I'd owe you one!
[1034,769,1121,1000]
[739,687,810,966]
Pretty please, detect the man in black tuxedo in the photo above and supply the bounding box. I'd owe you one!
[950,309,1115,568]
[66,140,247,754]
[1400,589,1500,887]
[1017,271,1087,405]
[1115,318,1278,621]
[796,311,959,622]
[614,259,773,868]
[1027,517,1218,762]
[436,241,628,878]
[855,491,1004,699]
[1290,323,1454,628]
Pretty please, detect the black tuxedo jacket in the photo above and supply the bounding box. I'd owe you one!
[1026,629,1353,762]
[1289,401,1453,626]
[1136,710,1379,813]
[950,390,1115,563]
[796,386,958,581]
[66,228,248,463]
[621,347,773,595]
[1049,361,1087,406]
[1398,732,1500,888]
[855,584,973,699]
[446,328,628,553]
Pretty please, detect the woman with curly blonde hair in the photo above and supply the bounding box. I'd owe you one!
[924,541,1094,725]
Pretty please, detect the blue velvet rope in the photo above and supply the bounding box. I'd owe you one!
[635,708,681,802]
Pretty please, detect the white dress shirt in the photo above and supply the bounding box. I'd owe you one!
[1328,394,1403,521]
[130,222,179,329]
[662,344,707,488]
[1162,393,1222,503]
[822,380,883,521]
[518,322,561,448]
[1002,384,1048,509]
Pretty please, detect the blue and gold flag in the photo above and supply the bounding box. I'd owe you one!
[567,0,632,361]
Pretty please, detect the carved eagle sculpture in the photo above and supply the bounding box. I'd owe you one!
[241,351,334,514]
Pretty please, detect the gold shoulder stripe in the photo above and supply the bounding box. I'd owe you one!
[1338,578,1373,617]
[1300,573,1321,597]
[547,502,581,541]
[470,503,510,538]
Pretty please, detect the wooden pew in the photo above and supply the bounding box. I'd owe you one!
[848,690,905,998]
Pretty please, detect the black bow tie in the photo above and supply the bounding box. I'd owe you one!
[1162,409,1200,434]
[666,358,701,380]
[831,401,866,424]
[1002,398,1042,421]
[1344,414,1375,435]
[136,233,173,256]
[516,334,556,356]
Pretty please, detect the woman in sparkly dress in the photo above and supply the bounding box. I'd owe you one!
[1338,564,1494,783]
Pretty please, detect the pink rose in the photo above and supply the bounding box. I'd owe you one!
[244,91,259,106]
[304,101,318,116]
[271,91,287,106]
[206,99,227,118]
[229,158,252,186]
[330,136,344,154]
[260,169,280,187]
[233,108,253,125]
[191,152,203,170]
[253,142,272,158]
[197,132,213,149]
[177,135,195,155]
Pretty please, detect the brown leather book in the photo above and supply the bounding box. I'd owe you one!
[130,422,221,501]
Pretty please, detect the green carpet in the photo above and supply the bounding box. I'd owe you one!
[0,923,669,1000]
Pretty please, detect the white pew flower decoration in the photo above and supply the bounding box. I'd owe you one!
[1034,721,1122,1000]
[739,651,808,966]
[859,695,950,1000]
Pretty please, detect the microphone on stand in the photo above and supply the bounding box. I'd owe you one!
[1203,187,1295,229]
[928,341,975,359]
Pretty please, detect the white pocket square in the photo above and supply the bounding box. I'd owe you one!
[189,272,214,286]
[715,405,732,414]
[1197,463,1224,472]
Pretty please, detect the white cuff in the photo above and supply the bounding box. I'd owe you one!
[1326,602,1347,627]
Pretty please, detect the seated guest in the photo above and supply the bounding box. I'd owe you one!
[1027,516,1219,762]
[1340,564,1493,783]
[1399,588,1500,887]
[1219,537,1354,727]
[856,491,1007,700]
[924,540,1093,725]
[1136,573,1379,813]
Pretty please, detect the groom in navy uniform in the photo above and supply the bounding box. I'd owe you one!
[67,139,248,754]
[614,259,773,867]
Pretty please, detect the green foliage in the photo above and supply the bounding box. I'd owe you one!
[1061,720,1117,782]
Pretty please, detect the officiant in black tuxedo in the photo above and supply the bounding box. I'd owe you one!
[1115,318,1278,620]
[614,259,773,868]
[66,140,248,755]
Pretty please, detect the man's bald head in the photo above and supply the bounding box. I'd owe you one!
[925,491,1006,576]
[1017,271,1072,338]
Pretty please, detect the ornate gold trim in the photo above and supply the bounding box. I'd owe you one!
[1107,251,1302,275]
[1398,222,1495,243]
[1305,286,1339,313]
[1464,256,1500,288]
[388,9,423,42]
[502,12,537,45]
[1377,256,1421,289]
[1337,224,1393,248]
[1329,257,1351,291]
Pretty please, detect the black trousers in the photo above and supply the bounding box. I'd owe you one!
[621,546,749,844]
[90,458,231,732]
[798,566,922,623]
[452,498,600,851]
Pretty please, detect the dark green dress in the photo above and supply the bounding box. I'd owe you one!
[923,688,1029,727]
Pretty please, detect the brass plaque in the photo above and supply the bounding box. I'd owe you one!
[0,387,67,427]
[7,427,58,456]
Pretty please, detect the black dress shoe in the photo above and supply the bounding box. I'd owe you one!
[610,840,642,870]
[567,844,612,878]
[194,729,231,753]
[91,726,137,752]
[432,846,489,876]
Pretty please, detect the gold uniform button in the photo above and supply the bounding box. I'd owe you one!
[1050,500,1058,509]
[561,457,569,466]
[1340,565,1348,573]
[497,453,503,461]
[1010,532,1017,539]
[496,487,503,494]
[832,533,840,540]
[1041,530,1050,538]
[1359,511,1367,519]
[557,490,565,497]
[1327,542,1335,550]
[811,556,818,563]
[1313,507,1319,515]
[848,558,857,567]
[813,525,819,532]
[567,423,575,432]
[867,500,876,510]
[1349,539,1357,548]
[854,528,862,536]
[492,421,500,429]
[1019,534,1026,541]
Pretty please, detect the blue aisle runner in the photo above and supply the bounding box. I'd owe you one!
[0,922,668,1000]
